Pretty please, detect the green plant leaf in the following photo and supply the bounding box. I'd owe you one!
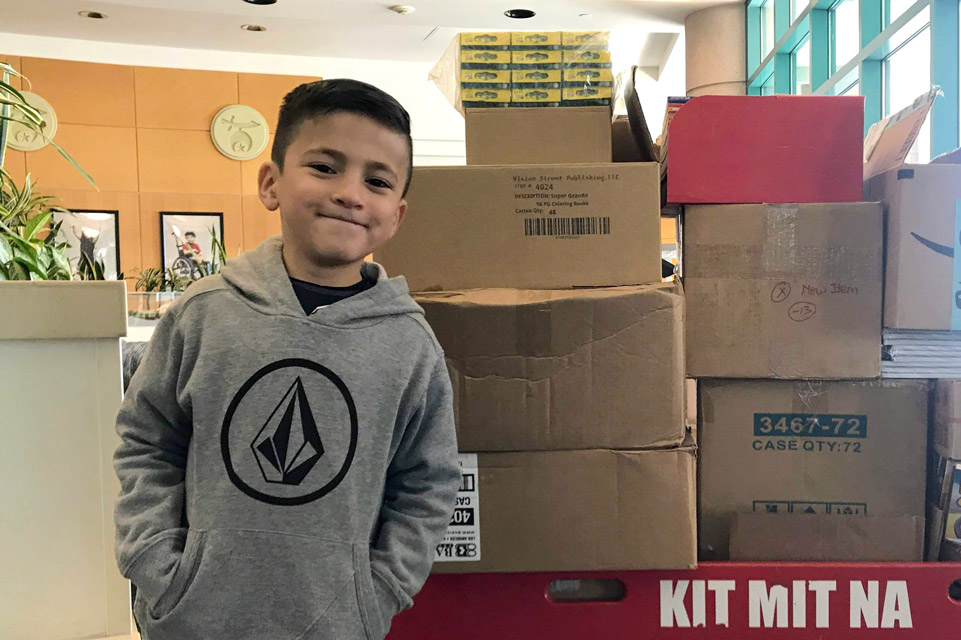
[23,210,52,240]
[0,235,12,263]
[46,139,97,190]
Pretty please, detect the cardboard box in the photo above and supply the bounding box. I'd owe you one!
[511,32,562,48]
[465,107,612,165]
[864,154,961,330]
[415,283,685,452]
[433,447,697,573]
[378,163,660,291]
[729,513,925,562]
[684,202,883,379]
[935,379,961,458]
[698,379,929,560]
[665,95,864,204]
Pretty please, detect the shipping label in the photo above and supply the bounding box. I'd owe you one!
[435,454,480,562]
[511,171,622,239]
[752,413,867,454]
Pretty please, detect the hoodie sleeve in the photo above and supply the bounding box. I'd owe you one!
[368,355,460,635]
[113,308,193,614]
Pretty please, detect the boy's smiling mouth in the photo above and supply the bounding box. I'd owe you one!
[316,212,369,229]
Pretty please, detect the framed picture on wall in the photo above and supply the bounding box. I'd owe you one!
[52,209,121,279]
[160,212,225,283]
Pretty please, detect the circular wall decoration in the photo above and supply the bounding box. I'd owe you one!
[7,92,58,152]
[210,104,269,161]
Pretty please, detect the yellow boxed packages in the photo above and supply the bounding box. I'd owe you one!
[563,68,614,86]
[460,32,511,48]
[562,86,613,106]
[461,49,511,67]
[511,87,561,106]
[562,31,611,49]
[460,88,511,108]
[511,31,562,48]
[563,49,613,66]
[511,50,563,66]
[460,69,511,87]
[511,69,562,86]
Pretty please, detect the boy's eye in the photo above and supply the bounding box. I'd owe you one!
[308,163,335,174]
[367,177,393,190]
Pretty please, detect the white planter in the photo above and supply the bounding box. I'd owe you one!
[0,281,131,640]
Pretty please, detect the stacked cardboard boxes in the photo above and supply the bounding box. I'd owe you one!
[675,95,930,562]
[380,34,696,571]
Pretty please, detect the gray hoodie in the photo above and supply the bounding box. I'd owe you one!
[113,237,460,640]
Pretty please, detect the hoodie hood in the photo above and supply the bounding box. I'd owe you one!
[219,236,423,327]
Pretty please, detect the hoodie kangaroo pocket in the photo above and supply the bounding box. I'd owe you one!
[141,529,356,640]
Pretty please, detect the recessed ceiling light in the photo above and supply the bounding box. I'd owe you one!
[389,5,415,14]
[579,13,592,18]
[78,10,107,19]
[244,0,277,4]
[504,9,536,19]
[241,23,267,31]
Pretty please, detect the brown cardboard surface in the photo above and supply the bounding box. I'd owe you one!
[684,203,883,379]
[863,88,938,180]
[415,283,685,451]
[935,380,961,459]
[729,513,924,561]
[698,379,928,560]
[864,162,961,329]
[612,115,645,162]
[433,447,697,573]
[465,107,612,165]
[378,163,660,291]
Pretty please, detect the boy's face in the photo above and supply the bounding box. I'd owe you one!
[258,111,409,272]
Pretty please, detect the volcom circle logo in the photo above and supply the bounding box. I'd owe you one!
[221,359,358,505]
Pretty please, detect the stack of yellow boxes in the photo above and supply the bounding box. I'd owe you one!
[441,31,612,111]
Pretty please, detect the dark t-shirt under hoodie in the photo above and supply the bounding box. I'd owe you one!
[113,236,460,640]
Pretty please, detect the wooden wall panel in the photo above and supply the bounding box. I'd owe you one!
[241,134,273,195]
[26,124,138,192]
[45,189,142,280]
[238,73,319,131]
[242,194,282,250]
[137,129,241,195]
[139,193,244,270]
[3,150,27,185]
[1,55,22,89]
[135,67,238,131]
[20,58,135,128]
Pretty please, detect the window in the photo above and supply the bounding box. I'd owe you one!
[838,68,860,95]
[793,0,809,20]
[884,7,931,161]
[888,0,915,25]
[793,37,812,94]
[761,0,777,56]
[833,0,860,71]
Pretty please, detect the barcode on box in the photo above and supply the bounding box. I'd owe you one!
[524,217,611,237]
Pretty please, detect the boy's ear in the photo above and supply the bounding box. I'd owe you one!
[257,161,281,212]
[393,200,408,232]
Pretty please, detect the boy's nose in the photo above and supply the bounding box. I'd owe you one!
[332,177,364,210]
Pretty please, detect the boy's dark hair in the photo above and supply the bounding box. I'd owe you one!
[184,231,195,238]
[272,79,414,196]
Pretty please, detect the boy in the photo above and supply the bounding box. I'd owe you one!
[113,79,460,640]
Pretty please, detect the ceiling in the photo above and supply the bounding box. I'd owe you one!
[0,0,731,65]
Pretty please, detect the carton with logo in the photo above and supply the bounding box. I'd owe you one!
[376,163,660,291]
[683,202,883,379]
[863,91,961,329]
[698,379,929,560]
[414,283,685,452]
[460,32,511,49]
[432,446,697,573]
[511,31,562,49]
